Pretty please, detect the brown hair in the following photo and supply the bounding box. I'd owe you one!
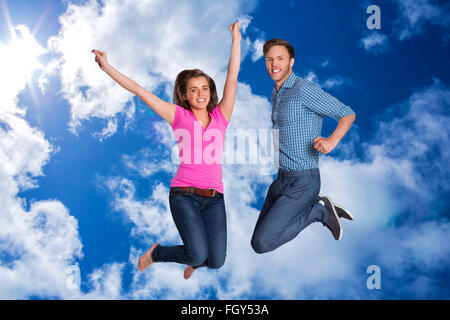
[173,69,218,113]
[263,38,295,60]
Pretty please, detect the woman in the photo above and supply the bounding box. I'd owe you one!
[92,22,241,279]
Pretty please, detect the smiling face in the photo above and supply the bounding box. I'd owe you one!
[183,76,211,111]
[265,45,294,89]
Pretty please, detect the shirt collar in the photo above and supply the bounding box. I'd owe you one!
[274,71,297,92]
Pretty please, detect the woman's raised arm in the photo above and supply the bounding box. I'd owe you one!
[218,22,241,122]
[91,50,176,124]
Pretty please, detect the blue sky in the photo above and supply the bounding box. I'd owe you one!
[0,0,449,299]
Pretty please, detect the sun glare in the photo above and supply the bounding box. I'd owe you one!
[0,24,46,93]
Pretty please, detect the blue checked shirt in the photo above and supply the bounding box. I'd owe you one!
[271,72,355,171]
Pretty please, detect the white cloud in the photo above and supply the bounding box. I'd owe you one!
[359,0,448,55]
[100,177,180,244]
[304,71,318,83]
[93,118,118,141]
[44,0,259,140]
[303,71,352,90]
[0,25,83,299]
[0,22,136,300]
[122,147,176,178]
[82,262,126,300]
[237,15,253,34]
[0,25,47,109]
[251,38,265,62]
[321,75,352,89]
[359,32,390,55]
[321,60,330,67]
[366,79,450,212]
[393,0,450,41]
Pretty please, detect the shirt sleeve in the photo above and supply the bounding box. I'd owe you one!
[215,106,230,129]
[301,80,355,119]
[171,105,184,129]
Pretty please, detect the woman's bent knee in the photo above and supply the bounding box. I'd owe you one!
[187,249,208,267]
[208,256,226,269]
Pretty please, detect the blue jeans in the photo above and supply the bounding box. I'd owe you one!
[251,168,329,254]
[151,187,227,269]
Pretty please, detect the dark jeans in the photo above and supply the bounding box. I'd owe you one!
[251,168,329,254]
[151,187,227,269]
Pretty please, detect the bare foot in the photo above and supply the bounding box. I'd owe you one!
[138,243,159,272]
[183,266,195,280]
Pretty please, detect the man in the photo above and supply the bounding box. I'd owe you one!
[251,39,355,254]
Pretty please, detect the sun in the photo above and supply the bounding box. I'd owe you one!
[0,24,47,93]
[0,0,52,121]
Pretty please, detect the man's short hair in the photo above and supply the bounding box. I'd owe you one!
[263,39,295,60]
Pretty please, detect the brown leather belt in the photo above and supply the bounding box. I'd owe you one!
[174,186,222,198]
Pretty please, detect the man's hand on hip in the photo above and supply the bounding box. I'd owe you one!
[313,137,338,155]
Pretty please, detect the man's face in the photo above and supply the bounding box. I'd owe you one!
[265,45,294,85]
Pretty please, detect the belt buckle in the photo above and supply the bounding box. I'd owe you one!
[209,188,216,197]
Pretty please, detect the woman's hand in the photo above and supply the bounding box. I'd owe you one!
[91,49,109,70]
[229,21,241,42]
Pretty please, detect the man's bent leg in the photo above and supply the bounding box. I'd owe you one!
[250,178,278,253]
[251,169,327,254]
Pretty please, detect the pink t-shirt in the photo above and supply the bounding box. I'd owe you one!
[170,105,229,193]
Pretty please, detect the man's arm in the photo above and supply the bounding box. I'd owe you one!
[314,114,355,154]
[301,80,356,154]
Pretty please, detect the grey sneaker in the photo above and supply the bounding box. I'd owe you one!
[318,196,343,240]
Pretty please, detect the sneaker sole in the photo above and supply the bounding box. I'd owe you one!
[332,202,354,221]
[334,209,343,240]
